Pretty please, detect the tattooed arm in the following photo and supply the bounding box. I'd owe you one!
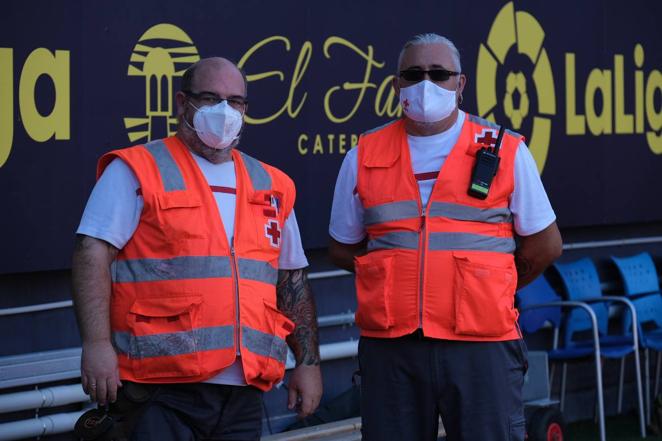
[277,268,320,365]
[71,234,122,405]
[515,221,563,289]
[276,268,322,417]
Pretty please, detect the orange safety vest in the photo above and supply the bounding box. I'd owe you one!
[355,114,522,342]
[97,136,296,391]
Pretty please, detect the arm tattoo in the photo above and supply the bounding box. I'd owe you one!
[276,269,321,366]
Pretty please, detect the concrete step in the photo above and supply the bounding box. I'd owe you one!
[261,416,446,440]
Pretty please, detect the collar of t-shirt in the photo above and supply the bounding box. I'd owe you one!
[406,110,466,179]
[190,153,237,241]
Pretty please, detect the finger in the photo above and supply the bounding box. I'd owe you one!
[88,379,98,403]
[96,379,108,406]
[81,375,89,395]
[287,386,298,410]
[304,392,322,417]
[115,367,123,388]
[107,377,119,403]
[311,394,321,413]
[300,396,315,418]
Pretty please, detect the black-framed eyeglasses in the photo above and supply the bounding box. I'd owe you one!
[183,90,248,111]
[399,69,460,83]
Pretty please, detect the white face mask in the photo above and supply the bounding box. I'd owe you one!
[399,80,457,123]
[187,101,243,150]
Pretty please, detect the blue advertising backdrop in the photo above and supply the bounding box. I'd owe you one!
[1,1,661,273]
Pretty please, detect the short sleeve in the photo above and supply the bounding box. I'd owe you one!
[278,209,309,270]
[76,158,144,249]
[510,142,557,236]
[329,148,366,244]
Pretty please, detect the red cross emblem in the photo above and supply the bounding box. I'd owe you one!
[476,129,496,147]
[475,129,498,146]
[265,220,281,248]
[402,98,410,110]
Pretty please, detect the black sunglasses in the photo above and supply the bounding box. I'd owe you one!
[399,69,460,83]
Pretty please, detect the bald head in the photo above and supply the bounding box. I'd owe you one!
[181,57,247,97]
[175,56,249,163]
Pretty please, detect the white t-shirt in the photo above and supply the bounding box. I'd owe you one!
[77,153,309,386]
[329,111,556,244]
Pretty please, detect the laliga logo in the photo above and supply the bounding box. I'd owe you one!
[124,24,200,143]
[476,2,556,173]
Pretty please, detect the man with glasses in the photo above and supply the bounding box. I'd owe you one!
[72,57,322,440]
[329,34,562,440]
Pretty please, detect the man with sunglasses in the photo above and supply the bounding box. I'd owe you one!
[329,34,562,440]
[72,57,322,440]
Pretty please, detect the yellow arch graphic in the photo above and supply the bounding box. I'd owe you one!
[124,24,200,143]
[139,24,194,44]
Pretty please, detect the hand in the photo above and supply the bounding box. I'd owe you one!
[287,364,322,418]
[81,340,122,406]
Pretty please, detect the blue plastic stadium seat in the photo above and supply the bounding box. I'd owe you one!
[517,275,607,441]
[554,258,646,438]
[517,276,562,334]
[611,252,662,424]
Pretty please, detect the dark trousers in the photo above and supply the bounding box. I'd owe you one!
[130,383,263,441]
[359,334,528,441]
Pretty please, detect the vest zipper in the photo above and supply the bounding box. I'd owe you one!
[418,215,427,329]
[230,238,241,355]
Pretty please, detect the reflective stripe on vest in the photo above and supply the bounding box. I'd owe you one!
[112,256,232,283]
[238,259,278,285]
[113,325,287,363]
[242,325,289,364]
[364,200,419,225]
[368,231,515,253]
[467,114,498,129]
[112,256,276,285]
[363,200,511,226]
[145,140,186,192]
[113,326,234,358]
[367,232,419,251]
[428,232,516,253]
[240,152,272,190]
[143,143,271,193]
[428,202,512,224]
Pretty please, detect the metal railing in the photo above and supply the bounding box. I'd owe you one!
[1,235,661,440]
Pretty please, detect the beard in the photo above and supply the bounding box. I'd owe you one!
[176,120,239,164]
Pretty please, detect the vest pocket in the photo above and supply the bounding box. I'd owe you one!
[248,191,285,252]
[128,295,203,379]
[354,253,394,331]
[453,254,517,337]
[258,300,295,383]
[156,192,204,240]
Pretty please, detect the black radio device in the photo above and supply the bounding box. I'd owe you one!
[468,126,505,200]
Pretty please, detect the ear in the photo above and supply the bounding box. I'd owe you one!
[456,74,467,105]
[457,74,467,96]
[175,91,187,117]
